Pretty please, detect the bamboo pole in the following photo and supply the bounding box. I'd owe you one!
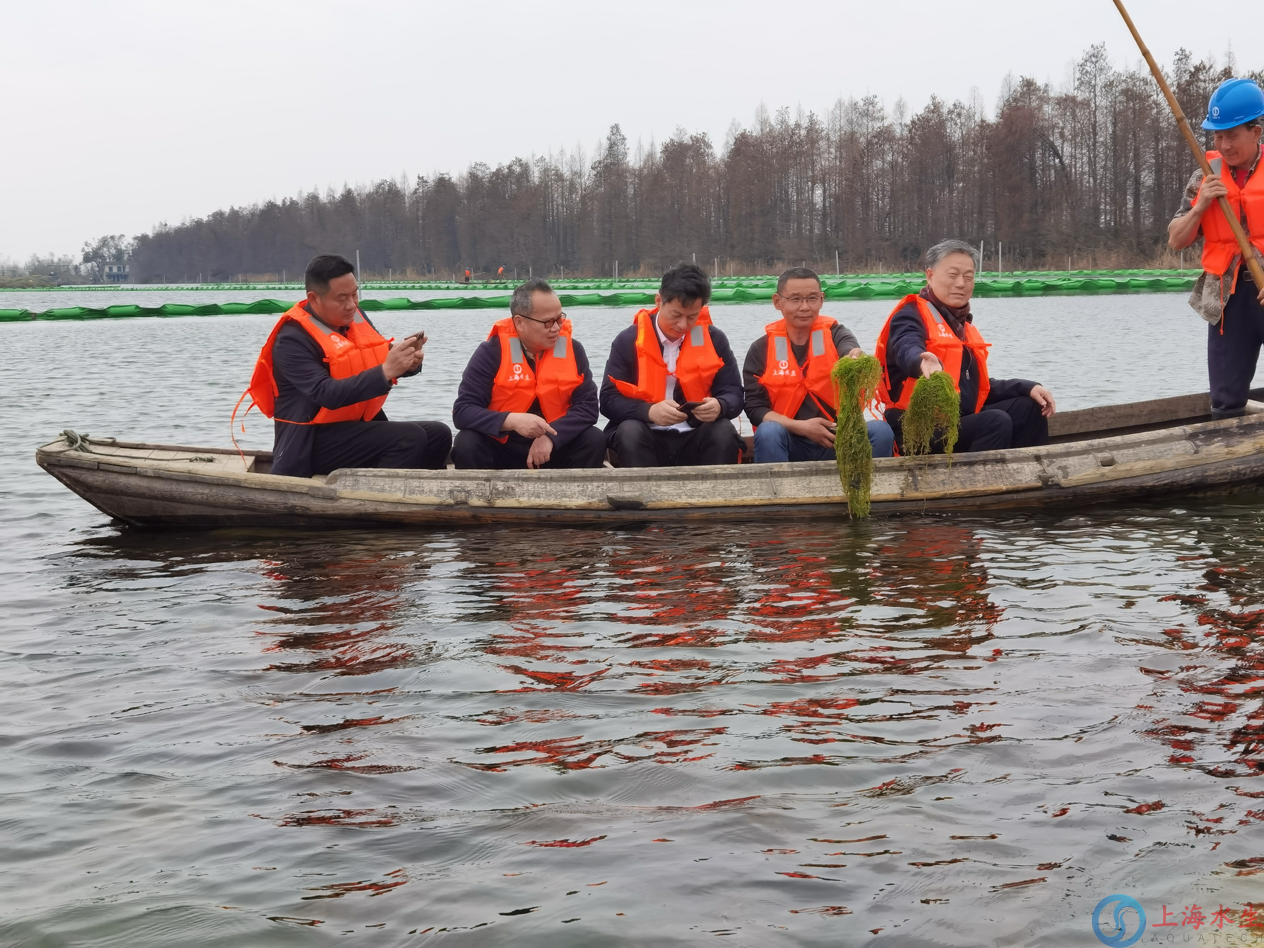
[1111,0,1264,286]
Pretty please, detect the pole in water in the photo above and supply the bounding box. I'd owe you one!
[1180,249,1184,270]
[356,250,361,286]
[715,257,718,277]
[836,250,840,275]
[979,241,984,275]
[999,242,1003,276]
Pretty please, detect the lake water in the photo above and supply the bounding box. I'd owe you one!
[2,294,1263,947]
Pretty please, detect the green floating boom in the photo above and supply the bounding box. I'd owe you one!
[0,271,1200,322]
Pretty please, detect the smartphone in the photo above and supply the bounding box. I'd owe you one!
[678,401,703,416]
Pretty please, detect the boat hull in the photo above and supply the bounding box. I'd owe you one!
[35,401,1264,528]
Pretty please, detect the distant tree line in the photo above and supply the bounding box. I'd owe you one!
[126,46,1258,283]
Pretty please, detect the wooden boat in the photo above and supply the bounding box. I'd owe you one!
[35,390,1264,528]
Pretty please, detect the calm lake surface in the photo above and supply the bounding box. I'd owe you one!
[3,295,1263,947]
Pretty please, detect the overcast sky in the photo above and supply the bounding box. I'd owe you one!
[1,0,1253,261]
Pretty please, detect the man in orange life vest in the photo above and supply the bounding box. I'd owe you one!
[875,239,1056,452]
[254,254,451,478]
[1168,78,1264,418]
[451,278,606,469]
[744,266,895,462]
[600,263,745,467]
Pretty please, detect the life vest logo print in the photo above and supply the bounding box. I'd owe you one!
[509,363,528,381]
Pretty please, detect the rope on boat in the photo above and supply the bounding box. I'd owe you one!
[60,429,217,463]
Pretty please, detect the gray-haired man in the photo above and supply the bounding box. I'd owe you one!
[452,278,607,469]
[874,239,1056,453]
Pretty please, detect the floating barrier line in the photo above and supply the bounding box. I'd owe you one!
[0,273,1198,322]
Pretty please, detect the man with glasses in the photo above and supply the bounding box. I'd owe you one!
[743,267,895,463]
[452,278,607,469]
[601,263,745,467]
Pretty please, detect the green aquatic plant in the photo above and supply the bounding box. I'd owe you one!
[902,371,960,461]
[831,354,883,518]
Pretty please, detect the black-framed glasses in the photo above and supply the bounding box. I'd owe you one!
[780,294,824,306]
[517,312,567,329]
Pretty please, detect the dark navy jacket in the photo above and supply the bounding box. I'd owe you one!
[598,320,744,426]
[269,306,413,478]
[452,337,599,448]
[885,296,1035,417]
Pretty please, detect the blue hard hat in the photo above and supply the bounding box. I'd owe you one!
[1202,78,1264,130]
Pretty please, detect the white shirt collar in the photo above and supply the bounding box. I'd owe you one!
[654,312,683,351]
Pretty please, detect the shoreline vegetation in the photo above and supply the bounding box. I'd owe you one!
[4,45,1256,285]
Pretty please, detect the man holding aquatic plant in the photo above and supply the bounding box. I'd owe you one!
[600,263,745,467]
[451,279,606,469]
[875,239,1055,453]
[1167,78,1264,419]
[246,254,452,478]
[743,267,895,463]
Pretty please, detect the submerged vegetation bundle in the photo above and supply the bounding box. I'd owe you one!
[902,371,960,461]
[831,354,883,518]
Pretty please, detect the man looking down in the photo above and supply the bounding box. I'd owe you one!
[248,253,451,478]
[874,239,1055,452]
[744,266,895,462]
[600,263,744,467]
[451,279,605,469]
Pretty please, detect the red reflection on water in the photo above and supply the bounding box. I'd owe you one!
[275,754,418,774]
[464,727,727,772]
[297,716,402,734]
[500,664,609,692]
[302,869,408,899]
[1142,579,1264,777]
[277,808,397,828]
[523,836,607,848]
[256,551,421,678]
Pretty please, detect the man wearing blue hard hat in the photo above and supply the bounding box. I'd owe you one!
[1169,78,1264,418]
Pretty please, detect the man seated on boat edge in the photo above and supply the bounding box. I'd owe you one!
[451,278,606,470]
[600,263,745,467]
[743,266,895,463]
[1166,78,1264,419]
[875,239,1056,453]
[251,254,452,478]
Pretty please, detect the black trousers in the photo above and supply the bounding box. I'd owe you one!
[1209,274,1264,418]
[887,396,1047,454]
[309,420,451,475]
[452,426,608,469]
[608,419,743,467]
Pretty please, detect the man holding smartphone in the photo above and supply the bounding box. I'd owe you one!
[600,263,745,467]
[246,253,451,478]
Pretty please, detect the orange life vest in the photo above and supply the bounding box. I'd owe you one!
[1197,150,1264,280]
[609,307,725,403]
[874,294,991,414]
[754,316,840,420]
[245,302,391,424]
[487,317,583,442]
